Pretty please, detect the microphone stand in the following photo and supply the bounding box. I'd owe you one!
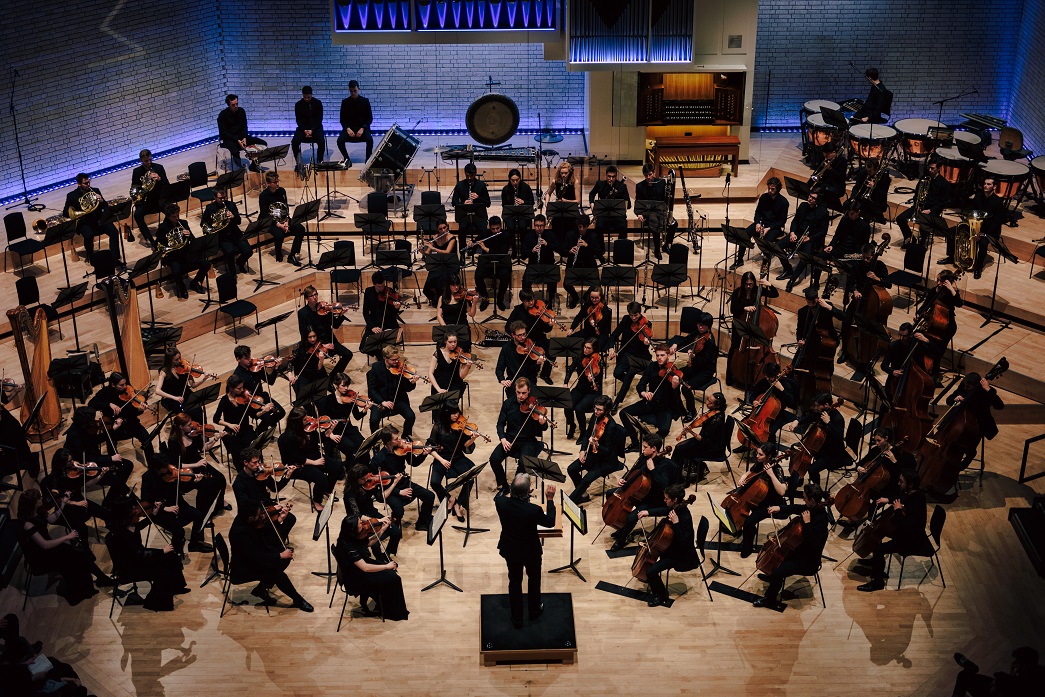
[6,68,43,212]
[536,112,545,213]
[717,172,734,350]
[932,88,977,134]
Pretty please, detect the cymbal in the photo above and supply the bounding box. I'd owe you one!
[535,132,564,144]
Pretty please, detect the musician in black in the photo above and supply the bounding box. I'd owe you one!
[291,86,325,177]
[944,371,1004,466]
[607,302,653,413]
[502,168,536,207]
[421,221,459,307]
[166,412,228,511]
[0,401,36,482]
[213,375,257,472]
[290,330,330,402]
[634,164,668,259]
[429,331,472,396]
[497,321,544,390]
[754,481,830,610]
[639,483,699,606]
[795,288,845,377]
[436,277,477,350]
[836,242,892,365]
[157,204,209,299]
[317,372,371,472]
[563,338,602,440]
[474,215,513,311]
[258,172,305,265]
[851,427,913,504]
[546,161,579,242]
[568,286,613,354]
[65,173,121,267]
[727,272,779,387]
[277,407,340,512]
[233,448,296,540]
[62,406,132,487]
[589,165,631,250]
[495,473,556,627]
[228,504,313,612]
[490,377,548,495]
[204,188,251,275]
[675,313,717,421]
[621,345,682,449]
[824,204,872,263]
[737,443,790,557]
[850,158,891,217]
[856,469,927,592]
[232,344,286,430]
[43,449,115,544]
[880,322,915,391]
[217,94,267,171]
[335,513,408,620]
[105,496,188,612]
[562,217,604,309]
[851,67,890,125]
[743,362,800,442]
[916,270,963,374]
[370,426,435,530]
[88,372,154,458]
[520,215,558,300]
[345,463,402,557]
[504,290,554,383]
[733,177,788,269]
[815,144,848,210]
[963,176,1011,279]
[130,149,168,249]
[451,163,491,258]
[336,80,373,164]
[673,392,728,478]
[367,346,418,438]
[780,191,830,292]
[897,160,951,246]
[140,452,219,554]
[154,347,204,424]
[567,396,625,503]
[426,403,477,522]
[784,392,847,489]
[608,433,678,552]
[298,284,353,375]
[360,271,403,353]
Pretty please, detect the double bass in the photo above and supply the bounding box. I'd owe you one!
[602,446,672,530]
[832,437,907,521]
[788,398,844,479]
[632,494,697,582]
[840,234,893,368]
[737,365,794,450]
[728,261,780,389]
[913,271,964,373]
[791,275,840,408]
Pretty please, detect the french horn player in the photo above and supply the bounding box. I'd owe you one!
[64,173,122,268]
[129,149,169,250]
[258,172,306,267]
[158,203,210,299]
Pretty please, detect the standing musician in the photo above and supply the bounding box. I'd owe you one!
[673,312,717,422]
[232,345,286,430]
[796,287,845,388]
[836,242,892,365]
[496,473,556,628]
[779,191,830,292]
[65,173,122,267]
[369,425,435,531]
[490,377,548,496]
[155,346,211,423]
[727,272,779,387]
[62,406,132,487]
[105,495,189,612]
[291,86,326,178]
[43,449,117,544]
[850,67,890,125]
[850,158,891,217]
[962,176,1010,280]
[784,392,847,489]
[473,215,513,311]
[451,163,491,258]
[567,395,626,504]
[427,403,478,522]
[568,285,612,349]
[737,443,791,557]
[429,332,472,397]
[607,302,654,413]
[317,372,372,472]
[166,412,228,511]
[436,277,478,349]
[520,215,559,298]
[637,483,699,607]
[277,407,342,512]
[233,448,296,540]
[258,172,305,265]
[897,160,951,247]
[297,284,354,375]
[855,469,927,592]
[753,481,830,610]
[336,80,373,165]
[360,271,403,353]
[944,372,1005,466]
[497,321,546,391]
[140,453,218,554]
[289,328,330,400]
[217,94,267,171]
[228,504,314,612]
[204,188,251,275]
[88,372,154,459]
[634,164,668,260]
[335,513,409,620]
[673,392,729,477]
[367,346,418,438]
[588,165,631,250]
[213,375,258,471]
[733,177,789,270]
[346,463,402,558]
[504,290,555,384]
[608,433,678,552]
[563,338,603,441]
[562,217,605,309]
[621,344,683,449]
[157,204,209,299]
[130,149,168,249]
[421,221,458,307]
[546,161,579,242]
[743,362,800,442]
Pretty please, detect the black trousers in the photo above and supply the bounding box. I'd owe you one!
[489,440,543,490]
[369,401,415,439]
[386,480,436,527]
[429,456,475,509]
[167,258,210,297]
[621,399,674,444]
[563,389,598,433]
[644,556,679,599]
[806,451,851,487]
[337,127,373,161]
[476,266,512,306]
[79,221,122,264]
[567,456,623,501]
[896,208,916,241]
[291,128,327,164]
[612,359,641,408]
[504,551,543,623]
[269,222,306,259]
[763,557,818,603]
[133,202,161,248]
[220,237,253,273]
[256,557,305,603]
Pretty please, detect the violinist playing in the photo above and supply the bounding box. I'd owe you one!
[366,346,418,438]
[140,453,218,554]
[567,396,626,504]
[289,327,331,399]
[317,372,372,471]
[497,321,545,391]
[88,372,155,459]
[62,406,132,487]
[335,513,409,620]
[490,377,549,496]
[673,312,717,423]
[637,483,699,607]
[370,425,435,531]
[607,302,654,414]
[473,215,513,312]
[608,433,678,553]
[42,448,117,544]
[104,495,189,612]
[753,481,830,610]
[673,392,729,482]
[156,347,212,423]
[836,242,892,366]
[277,407,343,512]
[855,469,927,593]
[429,332,472,397]
[297,284,353,374]
[738,444,791,558]
[228,504,314,612]
[726,272,778,387]
[504,290,554,384]
[213,374,258,471]
[361,271,404,354]
[495,473,557,628]
[436,276,477,345]
[346,463,401,559]
[564,338,602,441]
[562,217,605,309]
[166,412,228,512]
[232,448,296,540]
[232,344,286,431]
[621,344,682,451]
[568,285,612,350]
[427,403,479,522]
[784,392,847,489]
[421,221,459,307]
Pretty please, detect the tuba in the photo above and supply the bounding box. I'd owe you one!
[954,210,986,272]
[201,201,231,235]
[68,189,101,220]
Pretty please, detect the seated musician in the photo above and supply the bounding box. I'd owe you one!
[856,469,927,592]
[880,322,915,393]
[429,331,471,397]
[130,149,168,249]
[504,290,554,384]
[217,94,267,171]
[367,346,418,438]
[821,204,872,290]
[608,433,678,553]
[963,176,1011,280]
[140,453,219,554]
[815,144,848,210]
[795,287,845,402]
[852,427,913,503]
[673,393,728,479]
[289,327,329,401]
[427,403,477,522]
[836,242,892,365]
[502,168,536,208]
[489,377,548,496]
[451,163,491,258]
[850,158,891,217]
[738,444,791,557]
[562,218,605,309]
[567,396,626,504]
[727,272,779,387]
[621,344,682,450]
[157,204,209,299]
[336,80,373,165]
[0,400,35,482]
[369,425,434,530]
[473,215,513,311]
[944,371,1004,466]
[88,372,154,459]
[213,375,258,471]
[637,483,698,607]
[436,278,477,350]
[608,302,654,413]
[298,284,353,375]
[228,504,313,612]
[166,412,227,510]
[277,407,341,512]
[753,481,830,610]
[897,160,951,246]
[335,513,409,620]
[742,362,799,444]
[291,86,326,178]
[318,372,372,472]
[43,448,117,544]
[733,177,789,269]
[421,221,458,307]
[360,271,403,354]
[588,165,631,249]
[497,321,545,391]
[105,495,189,612]
[779,191,830,293]
[568,285,612,349]
[563,338,602,441]
[258,172,305,265]
[784,392,847,489]
[634,164,667,260]
[65,173,122,267]
[520,215,559,300]
[232,447,296,540]
[155,347,206,423]
[345,463,402,558]
[916,270,963,380]
[672,312,717,422]
[232,345,286,431]
[62,406,132,487]
[850,67,889,125]
[203,188,250,275]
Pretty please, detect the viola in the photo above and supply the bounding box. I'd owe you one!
[450,414,493,442]
[389,363,431,383]
[187,421,219,438]
[833,437,907,520]
[788,398,844,478]
[658,361,684,381]
[588,414,608,454]
[248,355,283,372]
[254,463,295,480]
[452,288,479,302]
[303,415,343,433]
[362,471,397,491]
[449,348,484,369]
[583,301,605,332]
[392,440,442,457]
[337,389,375,409]
[520,395,558,428]
[161,465,204,484]
[515,338,558,367]
[676,409,721,442]
[316,301,346,316]
[631,316,654,343]
[355,515,387,542]
[602,446,671,530]
[234,392,266,410]
[632,494,697,582]
[64,461,106,479]
[118,384,148,410]
[175,361,217,380]
[527,300,569,332]
[376,287,401,305]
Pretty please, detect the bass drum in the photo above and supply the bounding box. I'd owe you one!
[466,93,520,146]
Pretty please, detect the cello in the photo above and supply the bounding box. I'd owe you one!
[791,275,840,408]
[632,494,697,582]
[737,365,794,450]
[602,446,672,530]
[788,398,844,479]
[728,261,780,389]
[833,437,907,521]
[720,451,790,530]
[879,339,935,451]
[840,234,893,368]
[852,504,904,558]
[755,515,805,575]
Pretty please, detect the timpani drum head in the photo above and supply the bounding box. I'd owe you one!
[803,99,840,113]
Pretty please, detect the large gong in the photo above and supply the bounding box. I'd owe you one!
[466,93,520,146]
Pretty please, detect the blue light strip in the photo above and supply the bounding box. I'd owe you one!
[414,0,556,31]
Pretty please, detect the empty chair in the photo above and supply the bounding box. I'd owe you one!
[212,273,258,337]
[4,213,48,274]
[188,162,216,216]
[15,277,60,338]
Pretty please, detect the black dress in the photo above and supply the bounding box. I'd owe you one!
[17,516,96,604]
[336,519,409,621]
[432,348,468,396]
[105,525,187,611]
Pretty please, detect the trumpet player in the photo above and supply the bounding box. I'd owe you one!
[258,172,305,266]
[130,149,168,250]
[203,188,250,275]
[157,204,209,299]
[65,173,122,268]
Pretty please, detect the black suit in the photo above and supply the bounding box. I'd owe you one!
[897,173,951,242]
[635,178,668,257]
[567,418,626,501]
[337,95,374,161]
[292,97,326,165]
[495,493,556,623]
[130,162,169,247]
[217,106,267,170]
[451,178,491,253]
[367,362,416,437]
[65,186,121,265]
[641,503,699,601]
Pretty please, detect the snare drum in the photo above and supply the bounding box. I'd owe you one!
[803,99,841,114]
[244,144,263,159]
[894,118,945,158]
[980,159,1030,199]
[805,113,842,147]
[935,147,970,185]
[1031,155,1045,196]
[847,123,896,160]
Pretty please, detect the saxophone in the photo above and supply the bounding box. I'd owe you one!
[954,210,986,272]
[201,201,231,235]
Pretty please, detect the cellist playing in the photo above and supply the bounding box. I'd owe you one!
[608,434,678,553]
[635,483,698,607]
[855,469,927,593]
[738,444,790,558]
[836,242,892,366]
[567,396,626,504]
[741,362,799,447]
[753,481,830,610]
[784,392,847,490]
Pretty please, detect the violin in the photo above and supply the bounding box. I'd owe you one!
[187,421,219,438]
[161,464,205,484]
[337,389,375,410]
[174,361,217,380]
[452,288,479,302]
[389,363,431,383]
[631,316,654,343]
[450,413,493,442]
[588,414,608,454]
[254,463,295,480]
[303,415,343,433]
[581,353,601,388]
[392,440,442,457]
[316,301,346,316]
[64,460,107,479]
[658,361,684,381]
[515,338,558,367]
[118,384,148,410]
[250,504,289,528]
[377,287,402,306]
[527,300,569,332]
[632,494,697,582]
[449,348,484,369]
[234,392,266,410]
[248,355,283,372]
[520,395,557,428]
[676,408,721,442]
[583,301,605,332]
[355,515,388,542]
[362,471,398,491]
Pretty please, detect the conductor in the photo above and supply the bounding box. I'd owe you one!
[495,473,556,628]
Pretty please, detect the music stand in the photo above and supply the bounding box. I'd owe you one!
[99,199,133,257]
[754,236,788,277]
[518,454,566,485]
[182,383,220,426]
[254,310,294,359]
[546,201,579,222]
[722,224,754,276]
[533,380,575,457]
[795,251,834,290]
[706,492,741,578]
[311,487,339,591]
[215,169,249,218]
[361,328,397,357]
[355,213,392,266]
[783,176,811,201]
[255,144,290,177]
[503,204,535,253]
[412,204,447,233]
[42,219,77,287]
[242,218,278,291]
[432,324,469,347]
[651,263,689,326]
[419,389,463,414]
[732,318,772,350]
[914,212,949,285]
[53,283,88,353]
[188,233,221,311]
[549,490,587,581]
[978,232,1019,331]
[593,198,627,251]
[601,265,637,318]
[564,267,600,300]
[521,264,561,311]
[354,428,386,459]
[422,497,462,592]
[423,251,462,318]
[124,251,166,327]
[476,253,511,324]
[447,461,489,547]
[291,199,322,271]
[292,375,331,414]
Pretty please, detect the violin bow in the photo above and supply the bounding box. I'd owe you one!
[42,485,82,547]
[235,383,261,431]
[179,352,198,403]
[267,471,289,551]
[130,488,172,544]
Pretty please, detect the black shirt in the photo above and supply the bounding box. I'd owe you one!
[921,174,953,215]
[634,179,665,202]
[451,179,491,221]
[298,302,346,344]
[640,503,699,568]
[64,186,108,226]
[504,305,551,340]
[339,95,373,131]
[130,162,169,205]
[569,301,613,351]
[796,302,844,342]
[295,97,323,132]
[790,202,830,246]
[217,106,249,142]
[588,180,631,210]
[362,287,401,333]
[496,394,547,444]
[202,200,243,242]
[796,408,846,458]
[635,362,682,413]
[495,495,556,559]
[367,362,415,405]
[608,316,653,358]
[501,182,535,207]
[258,187,290,222]
[828,216,871,257]
[771,504,830,568]
[753,192,789,230]
[496,343,539,385]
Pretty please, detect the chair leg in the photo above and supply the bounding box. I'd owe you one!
[816,572,826,607]
[337,590,349,632]
[935,552,946,588]
[22,564,30,611]
[896,557,905,590]
[213,310,218,334]
[219,577,231,618]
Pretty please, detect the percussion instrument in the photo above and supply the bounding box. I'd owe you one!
[359,123,421,191]
[803,99,841,113]
[894,118,945,158]
[952,129,984,149]
[805,113,843,148]
[245,144,263,159]
[466,93,521,146]
[980,159,1030,199]
[847,123,896,160]
[1031,155,1045,198]
[935,146,972,186]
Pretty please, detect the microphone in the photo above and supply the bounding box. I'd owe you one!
[725,172,731,184]
[10,66,18,78]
